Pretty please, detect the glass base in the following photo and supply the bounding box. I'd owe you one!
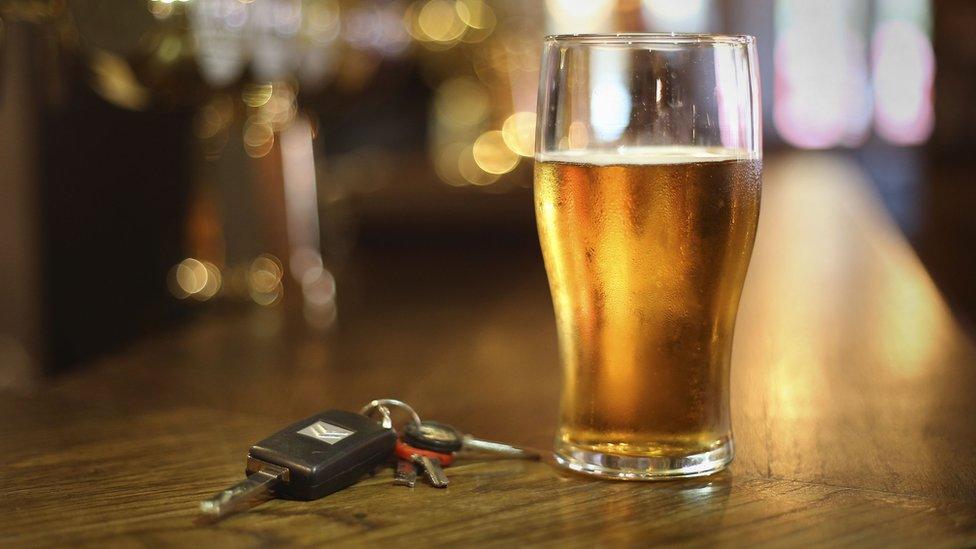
[553,438,733,480]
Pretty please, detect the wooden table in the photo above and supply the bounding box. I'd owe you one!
[3,153,976,546]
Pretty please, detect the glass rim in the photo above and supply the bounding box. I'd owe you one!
[544,33,756,46]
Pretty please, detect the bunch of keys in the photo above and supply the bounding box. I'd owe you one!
[200,399,540,519]
[391,413,539,489]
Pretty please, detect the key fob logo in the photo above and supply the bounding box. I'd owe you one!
[297,421,354,444]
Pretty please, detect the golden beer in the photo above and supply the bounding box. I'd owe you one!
[535,147,761,474]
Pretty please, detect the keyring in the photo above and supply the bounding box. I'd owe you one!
[375,405,393,429]
[359,398,421,429]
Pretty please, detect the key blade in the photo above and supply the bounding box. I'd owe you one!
[461,436,541,460]
[200,464,287,519]
[393,459,417,488]
[413,455,449,488]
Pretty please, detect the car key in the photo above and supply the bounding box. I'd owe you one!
[403,420,540,460]
[394,439,452,488]
[200,409,396,518]
[412,455,450,488]
[393,459,417,488]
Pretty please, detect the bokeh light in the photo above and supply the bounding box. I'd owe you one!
[567,120,589,149]
[434,142,469,186]
[346,3,411,56]
[773,0,871,149]
[872,20,934,145]
[456,0,495,42]
[473,130,520,175]
[501,112,536,157]
[417,0,466,44]
[260,82,298,128]
[304,0,341,44]
[434,77,489,127]
[458,144,499,186]
[302,268,338,330]
[455,0,492,29]
[148,0,176,19]
[89,51,150,111]
[169,258,221,301]
[545,0,614,33]
[641,0,712,32]
[194,95,234,140]
[243,117,275,158]
[241,82,273,107]
[156,35,183,64]
[248,254,284,306]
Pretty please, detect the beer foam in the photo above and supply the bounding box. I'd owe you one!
[536,146,755,165]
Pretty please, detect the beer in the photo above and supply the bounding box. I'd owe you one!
[535,147,761,467]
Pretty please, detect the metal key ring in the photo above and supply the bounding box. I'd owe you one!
[359,399,421,429]
[375,405,393,429]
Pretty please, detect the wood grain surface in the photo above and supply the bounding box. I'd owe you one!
[2,153,976,547]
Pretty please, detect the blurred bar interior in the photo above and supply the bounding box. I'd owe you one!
[0,0,974,386]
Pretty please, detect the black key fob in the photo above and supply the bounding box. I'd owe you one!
[247,410,396,500]
[403,420,464,453]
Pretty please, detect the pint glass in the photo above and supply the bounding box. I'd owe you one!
[534,34,762,479]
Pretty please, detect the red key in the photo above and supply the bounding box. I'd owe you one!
[395,439,454,466]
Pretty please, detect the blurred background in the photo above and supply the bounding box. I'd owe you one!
[0,0,973,387]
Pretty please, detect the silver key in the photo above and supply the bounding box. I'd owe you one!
[461,435,539,459]
[404,420,540,460]
[200,461,287,518]
[412,455,449,488]
[393,459,417,488]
